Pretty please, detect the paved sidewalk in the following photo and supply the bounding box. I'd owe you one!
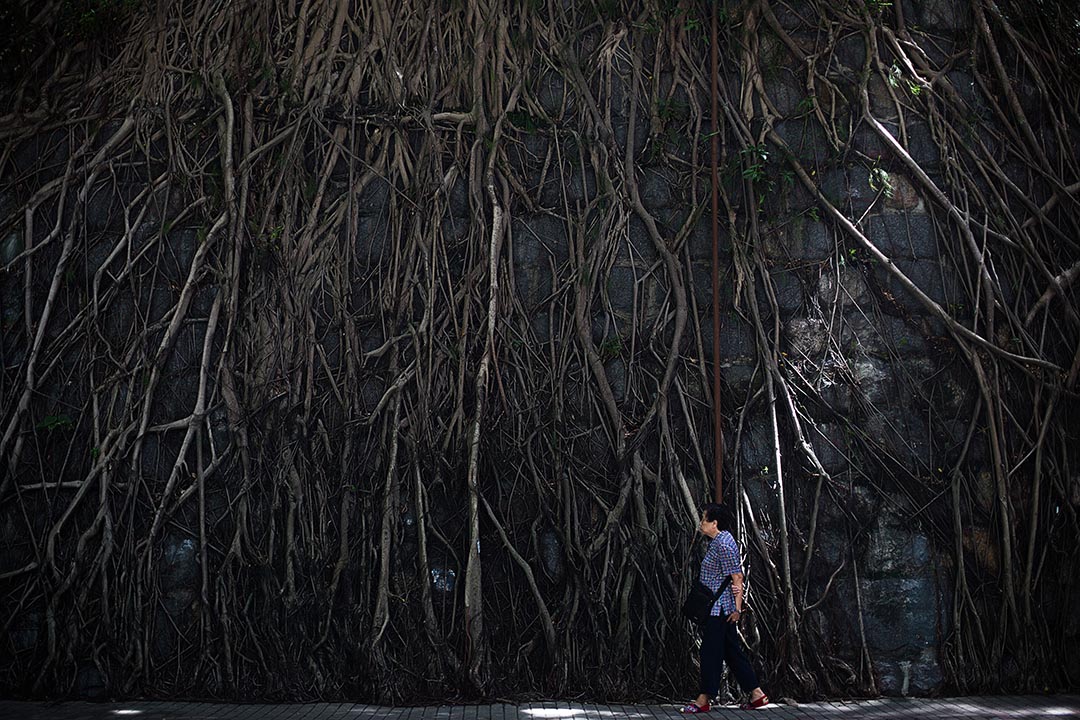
[0,697,1077,720]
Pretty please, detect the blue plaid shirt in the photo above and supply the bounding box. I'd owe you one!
[700,530,743,616]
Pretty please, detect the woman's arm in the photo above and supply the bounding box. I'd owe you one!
[727,572,745,622]
[730,572,744,612]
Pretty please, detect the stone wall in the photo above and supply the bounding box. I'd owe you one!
[2,0,1078,701]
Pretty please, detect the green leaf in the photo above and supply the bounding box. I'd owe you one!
[37,414,73,431]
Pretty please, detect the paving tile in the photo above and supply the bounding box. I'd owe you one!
[1,696,1080,720]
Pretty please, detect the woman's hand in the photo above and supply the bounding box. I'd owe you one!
[727,609,741,623]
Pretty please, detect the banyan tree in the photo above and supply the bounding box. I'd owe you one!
[1,0,1078,702]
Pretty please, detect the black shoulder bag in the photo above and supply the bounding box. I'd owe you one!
[681,575,732,625]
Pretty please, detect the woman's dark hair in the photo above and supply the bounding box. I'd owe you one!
[702,503,732,531]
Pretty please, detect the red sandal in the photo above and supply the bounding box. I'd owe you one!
[739,694,770,710]
[680,703,710,713]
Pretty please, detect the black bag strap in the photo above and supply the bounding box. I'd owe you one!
[710,575,733,604]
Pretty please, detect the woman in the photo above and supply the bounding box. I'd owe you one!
[682,503,769,712]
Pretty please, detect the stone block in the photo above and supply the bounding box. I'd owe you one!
[356,211,389,261]
[867,75,898,117]
[657,129,697,165]
[851,357,891,404]
[880,258,962,312]
[764,74,809,118]
[606,266,638,318]
[640,166,677,209]
[612,110,650,160]
[514,131,552,168]
[7,608,40,653]
[860,576,938,651]
[757,268,804,316]
[531,312,552,344]
[821,166,875,215]
[785,317,829,358]
[773,1,811,31]
[881,316,930,356]
[536,72,566,117]
[905,121,941,168]
[514,264,552,308]
[163,324,205,381]
[1015,78,1045,122]
[149,286,177,325]
[76,664,107,699]
[820,380,854,414]
[774,118,832,165]
[591,308,617,345]
[899,358,938,386]
[539,527,566,583]
[851,123,893,162]
[911,648,947,692]
[817,265,870,307]
[657,206,691,234]
[608,67,633,118]
[511,214,569,267]
[723,362,757,398]
[854,119,941,171]
[945,70,983,112]
[911,25,956,66]
[356,175,391,215]
[1,217,19,266]
[604,356,627,403]
[887,406,933,465]
[862,404,934,473]
[834,33,867,70]
[743,472,776,514]
[883,172,922,212]
[642,275,667,329]
[514,132,549,181]
[813,514,854,571]
[876,651,945,696]
[690,262,735,317]
[85,234,119,278]
[868,214,937,258]
[789,175,819,212]
[804,221,836,261]
[360,377,384,411]
[918,0,973,33]
[160,535,198,618]
[864,514,932,578]
[851,317,928,358]
[12,129,69,180]
[84,181,120,235]
[740,418,774,471]
[441,216,470,245]
[449,174,470,218]
[161,228,198,286]
[541,164,596,206]
[718,311,756,361]
[628,215,659,264]
[763,217,806,260]
[688,216,732,263]
[935,367,976,418]
[806,422,849,474]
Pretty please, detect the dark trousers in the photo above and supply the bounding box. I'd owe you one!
[699,616,759,698]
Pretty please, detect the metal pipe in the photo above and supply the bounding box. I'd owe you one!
[710,0,723,503]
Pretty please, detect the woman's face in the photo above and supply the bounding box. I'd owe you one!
[699,513,718,538]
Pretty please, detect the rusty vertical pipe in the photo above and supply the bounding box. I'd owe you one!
[710,0,723,504]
